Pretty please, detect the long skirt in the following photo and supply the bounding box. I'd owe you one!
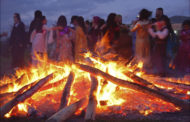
[152,42,167,74]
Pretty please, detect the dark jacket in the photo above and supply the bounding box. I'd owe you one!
[10,21,26,48]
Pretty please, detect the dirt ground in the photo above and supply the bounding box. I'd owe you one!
[0,111,190,122]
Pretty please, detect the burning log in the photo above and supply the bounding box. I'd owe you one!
[0,74,26,94]
[0,81,38,106]
[14,80,39,96]
[125,56,134,66]
[99,68,108,94]
[124,71,160,90]
[39,78,66,92]
[0,92,15,101]
[75,63,190,111]
[46,97,87,122]
[0,92,15,106]
[145,75,190,85]
[0,73,54,117]
[157,80,190,90]
[0,79,41,105]
[0,76,46,102]
[85,75,98,120]
[142,76,190,91]
[60,72,75,109]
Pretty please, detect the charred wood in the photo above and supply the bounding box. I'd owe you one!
[76,63,190,111]
[46,97,87,122]
[59,72,75,109]
[0,73,54,117]
[85,75,98,120]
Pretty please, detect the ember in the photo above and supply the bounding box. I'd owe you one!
[0,48,189,121]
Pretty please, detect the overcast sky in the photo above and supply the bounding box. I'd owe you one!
[0,0,190,34]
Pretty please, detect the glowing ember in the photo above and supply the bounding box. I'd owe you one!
[0,38,189,118]
[137,61,143,69]
[18,103,28,112]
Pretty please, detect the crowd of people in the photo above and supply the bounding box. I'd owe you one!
[5,8,190,76]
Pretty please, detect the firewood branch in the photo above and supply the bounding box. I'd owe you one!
[75,63,190,111]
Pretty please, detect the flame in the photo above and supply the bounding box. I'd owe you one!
[5,111,12,118]
[18,103,28,112]
[4,103,29,118]
[139,109,153,116]
[0,35,188,118]
[187,91,190,95]
[137,61,143,69]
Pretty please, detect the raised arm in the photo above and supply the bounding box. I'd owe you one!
[131,23,140,32]
[43,25,63,31]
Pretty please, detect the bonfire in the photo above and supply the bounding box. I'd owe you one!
[0,34,190,122]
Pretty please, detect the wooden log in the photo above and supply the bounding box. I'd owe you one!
[14,80,39,96]
[0,92,15,101]
[85,75,98,120]
[60,72,75,109]
[145,75,190,85]
[0,80,38,106]
[0,73,54,117]
[39,78,66,92]
[124,71,160,90]
[0,92,15,106]
[0,79,40,104]
[2,77,65,99]
[157,80,190,90]
[75,63,190,111]
[125,56,134,66]
[0,77,65,106]
[100,68,108,94]
[46,97,88,122]
[0,74,26,94]
[142,76,190,91]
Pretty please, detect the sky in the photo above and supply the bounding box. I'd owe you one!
[0,0,190,34]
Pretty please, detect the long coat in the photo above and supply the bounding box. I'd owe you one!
[10,21,26,68]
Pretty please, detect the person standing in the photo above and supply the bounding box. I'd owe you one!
[115,14,132,60]
[29,10,42,38]
[30,16,62,66]
[131,9,152,67]
[30,16,46,66]
[156,8,175,69]
[148,18,169,76]
[173,20,190,73]
[70,16,88,62]
[97,13,120,55]
[87,16,101,52]
[156,8,173,34]
[27,10,43,64]
[10,13,26,68]
[102,13,119,47]
[55,15,74,62]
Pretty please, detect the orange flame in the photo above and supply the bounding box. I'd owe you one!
[0,35,188,118]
